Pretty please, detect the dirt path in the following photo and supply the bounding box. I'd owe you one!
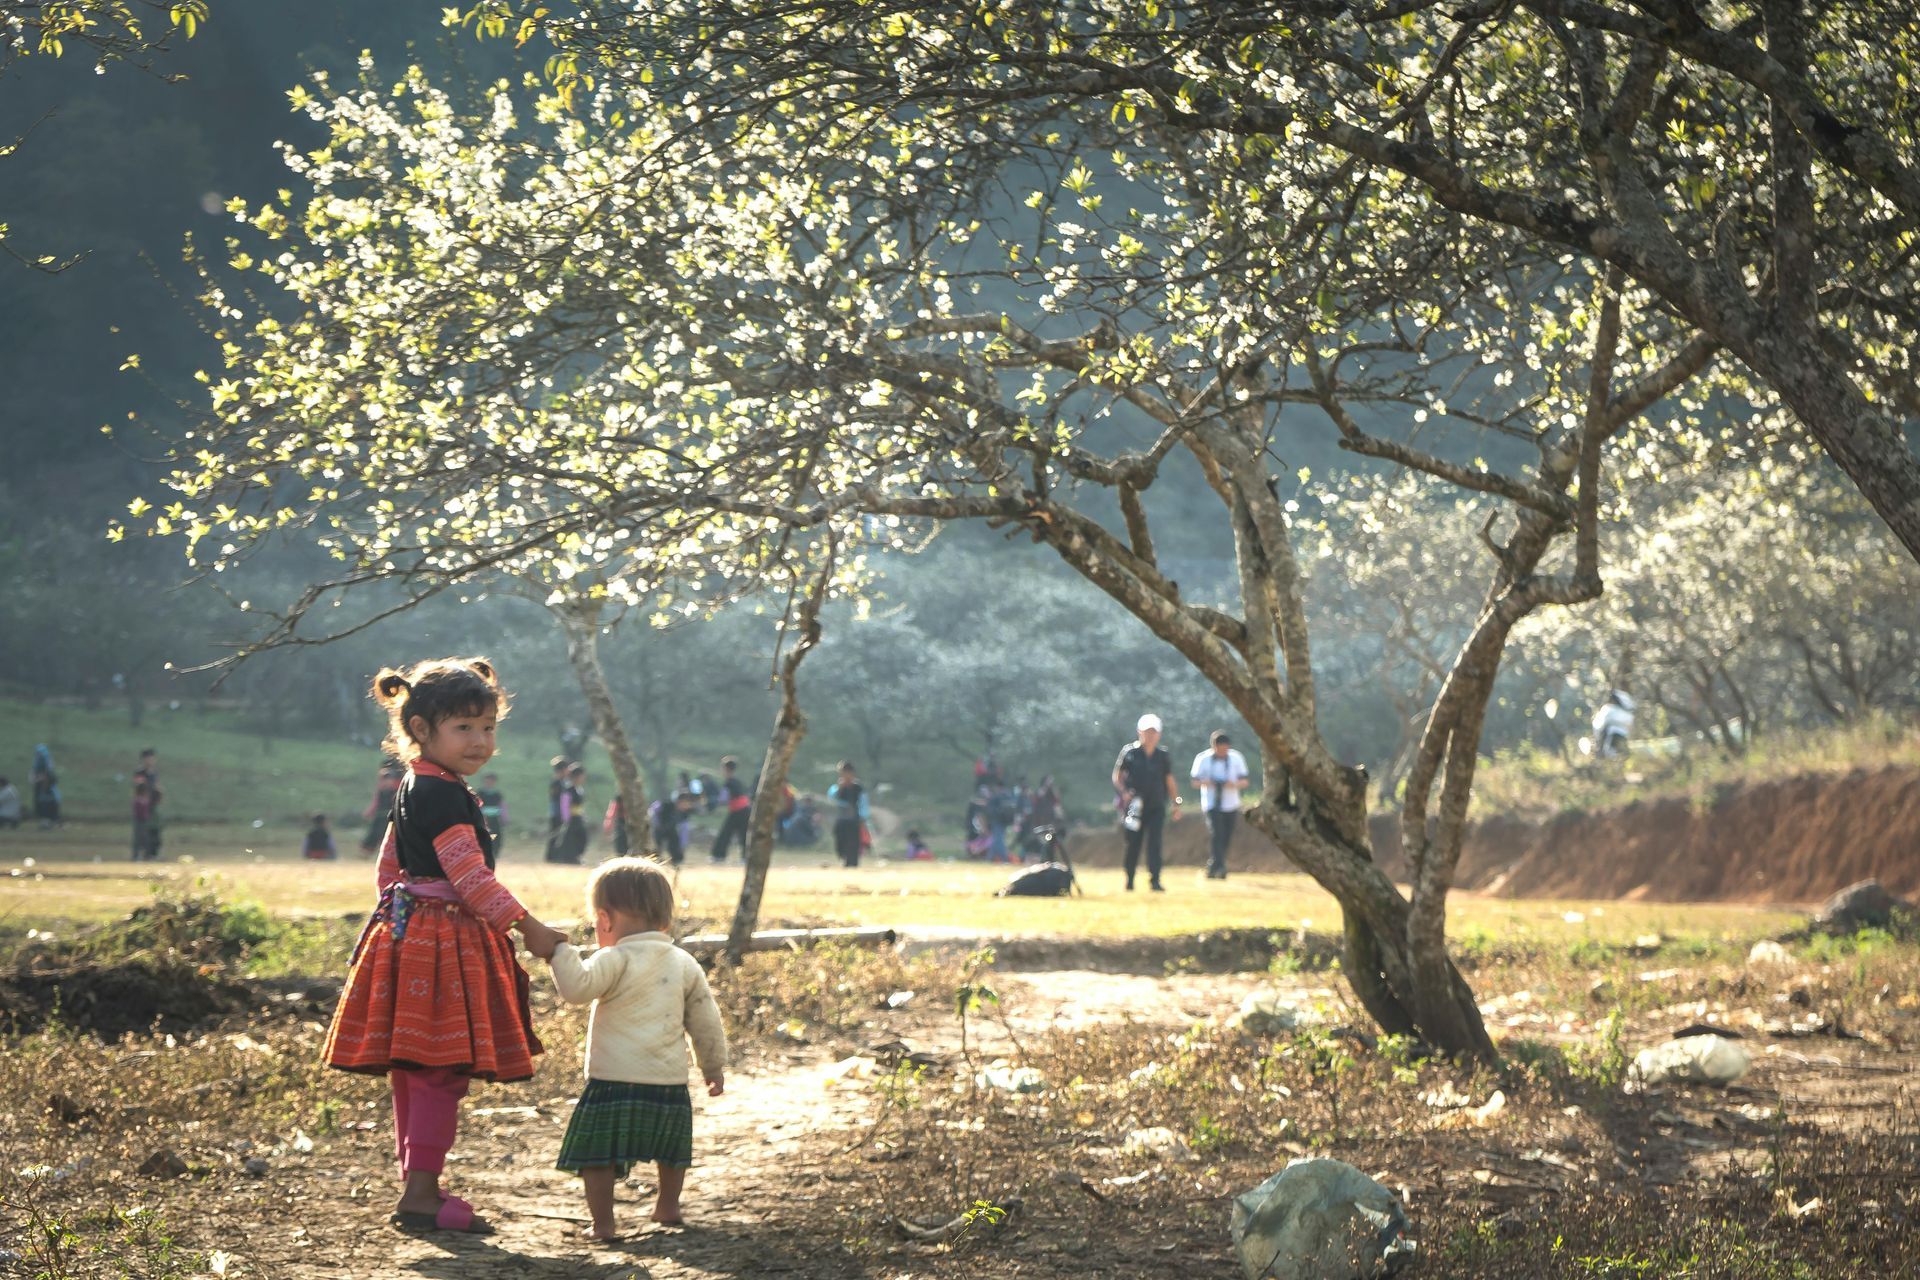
[215,968,1272,1279]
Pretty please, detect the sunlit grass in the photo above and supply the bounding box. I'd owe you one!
[0,825,1801,946]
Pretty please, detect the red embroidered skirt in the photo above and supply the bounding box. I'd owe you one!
[324,898,542,1082]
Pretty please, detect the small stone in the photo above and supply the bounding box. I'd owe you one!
[138,1150,190,1179]
[242,1157,269,1178]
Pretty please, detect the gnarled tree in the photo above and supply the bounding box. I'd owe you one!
[138,57,1728,1058]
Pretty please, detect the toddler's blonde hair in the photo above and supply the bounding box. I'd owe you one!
[586,856,674,930]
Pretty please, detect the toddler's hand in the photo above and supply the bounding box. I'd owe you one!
[705,1074,725,1097]
[519,917,565,960]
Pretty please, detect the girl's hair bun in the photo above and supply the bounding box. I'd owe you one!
[373,670,412,704]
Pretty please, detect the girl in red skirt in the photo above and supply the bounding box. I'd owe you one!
[324,657,566,1233]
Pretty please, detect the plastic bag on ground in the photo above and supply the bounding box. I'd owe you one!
[1230,1158,1416,1279]
[1630,1034,1751,1087]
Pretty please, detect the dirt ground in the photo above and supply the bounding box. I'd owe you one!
[4,912,1919,1279]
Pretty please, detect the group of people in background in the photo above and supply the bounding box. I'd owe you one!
[962,757,1065,864]
[1110,715,1250,891]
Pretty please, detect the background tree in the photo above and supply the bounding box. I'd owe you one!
[486,0,1920,560]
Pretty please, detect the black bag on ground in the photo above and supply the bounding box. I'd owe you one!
[996,861,1076,897]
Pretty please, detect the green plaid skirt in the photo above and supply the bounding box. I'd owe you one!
[556,1079,694,1174]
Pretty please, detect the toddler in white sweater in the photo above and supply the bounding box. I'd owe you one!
[546,857,727,1239]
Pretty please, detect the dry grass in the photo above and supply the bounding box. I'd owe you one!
[1474,712,1920,820]
[3,889,1913,1277]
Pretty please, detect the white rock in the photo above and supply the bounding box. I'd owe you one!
[1630,1035,1751,1087]
[1747,940,1793,966]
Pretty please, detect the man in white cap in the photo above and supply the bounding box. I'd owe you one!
[1111,713,1182,891]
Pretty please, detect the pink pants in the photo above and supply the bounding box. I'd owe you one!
[391,1067,470,1175]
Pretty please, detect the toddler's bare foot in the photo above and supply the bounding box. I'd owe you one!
[651,1201,684,1227]
[584,1220,623,1242]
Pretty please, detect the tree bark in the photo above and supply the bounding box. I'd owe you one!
[553,602,653,858]
[726,551,833,963]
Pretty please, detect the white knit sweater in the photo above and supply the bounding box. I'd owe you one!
[548,932,728,1086]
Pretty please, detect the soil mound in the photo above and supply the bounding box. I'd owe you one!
[0,954,254,1038]
[0,896,270,1038]
[1471,765,1920,902]
[1070,765,1920,904]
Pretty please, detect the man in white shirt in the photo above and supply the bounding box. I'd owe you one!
[1191,730,1250,880]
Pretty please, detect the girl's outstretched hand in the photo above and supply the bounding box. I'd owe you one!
[518,916,566,960]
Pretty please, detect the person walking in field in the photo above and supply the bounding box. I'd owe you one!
[547,755,571,838]
[828,760,871,868]
[1112,714,1182,892]
[0,777,21,828]
[130,747,163,862]
[474,771,507,854]
[323,657,565,1235]
[30,744,61,827]
[547,763,590,864]
[545,857,727,1238]
[708,756,752,863]
[1191,730,1250,881]
[360,764,402,856]
[1593,689,1635,758]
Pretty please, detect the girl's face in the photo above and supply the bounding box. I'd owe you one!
[410,711,497,776]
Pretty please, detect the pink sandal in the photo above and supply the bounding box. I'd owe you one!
[392,1195,491,1234]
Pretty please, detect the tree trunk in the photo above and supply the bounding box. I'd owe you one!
[554,603,653,858]
[1240,797,1497,1061]
[726,554,833,963]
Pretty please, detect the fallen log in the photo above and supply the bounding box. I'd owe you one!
[679,925,897,958]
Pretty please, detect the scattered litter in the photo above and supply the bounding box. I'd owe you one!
[1632,934,1663,951]
[1630,1035,1751,1088]
[1231,1158,1415,1279]
[976,1062,1046,1094]
[1123,1126,1194,1161]
[289,1130,315,1154]
[1227,988,1314,1037]
[1774,1190,1825,1221]
[1420,1082,1469,1110]
[470,1106,541,1119]
[823,1055,879,1088]
[884,990,916,1009]
[1105,1168,1156,1187]
[1561,911,1586,924]
[1432,1090,1506,1130]
[1748,940,1793,966]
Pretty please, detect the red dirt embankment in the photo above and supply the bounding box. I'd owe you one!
[1068,766,1920,903]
